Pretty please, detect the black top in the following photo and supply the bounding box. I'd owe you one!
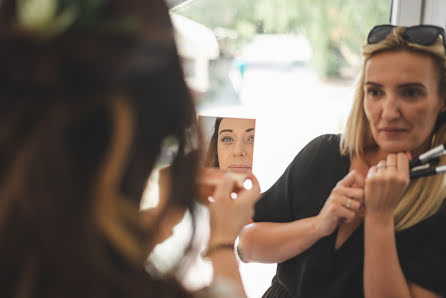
[254,134,446,298]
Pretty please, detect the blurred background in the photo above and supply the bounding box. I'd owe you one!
[147,1,391,297]
[172,0,390,189]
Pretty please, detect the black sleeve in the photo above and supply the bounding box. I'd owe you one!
[398,211,446,296]
[253,134,343,223]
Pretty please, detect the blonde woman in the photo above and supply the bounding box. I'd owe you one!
[238,25,446,298]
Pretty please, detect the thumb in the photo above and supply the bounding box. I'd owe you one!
[339,170,364,188]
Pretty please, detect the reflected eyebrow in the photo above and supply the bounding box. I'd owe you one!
[246,128,255,132]
[219,129,233,135]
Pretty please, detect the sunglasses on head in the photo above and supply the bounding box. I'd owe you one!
[367,24,446,50]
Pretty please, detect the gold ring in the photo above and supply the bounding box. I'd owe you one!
[346,198,352,209]
[376,164,386,169]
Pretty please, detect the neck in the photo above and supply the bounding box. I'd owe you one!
[363,148,406,168]
[363,147,385,167]
[364,143,431,167]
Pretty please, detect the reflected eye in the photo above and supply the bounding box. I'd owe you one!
[247,135,254,142]
[220,136,234,143]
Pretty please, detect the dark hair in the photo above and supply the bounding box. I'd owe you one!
[204,117,222,168]
[0,0,197,297]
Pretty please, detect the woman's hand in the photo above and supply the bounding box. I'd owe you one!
[315,170,364,237]
[208,171,261,244]
[364,153,410,223]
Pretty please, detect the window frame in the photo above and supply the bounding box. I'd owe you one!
[392,0,446,28]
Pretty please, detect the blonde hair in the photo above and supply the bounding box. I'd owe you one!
[341,26,446,231]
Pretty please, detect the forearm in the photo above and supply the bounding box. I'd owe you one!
[238,217,324,263]
[209,248,246,298]
[363,216,411,298]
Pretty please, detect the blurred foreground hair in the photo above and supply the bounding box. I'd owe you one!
[0,0,199,297]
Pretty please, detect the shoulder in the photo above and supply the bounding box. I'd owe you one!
[285,133,348,199]
[289,134,341,164]
[254,134,347,222]
[305,134,341,151]
[287,134,345,172]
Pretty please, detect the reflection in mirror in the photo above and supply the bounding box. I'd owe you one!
[173,1,392,296]
[199,116,256,171]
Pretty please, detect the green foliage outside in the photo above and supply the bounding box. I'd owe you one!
[174,0,390,78]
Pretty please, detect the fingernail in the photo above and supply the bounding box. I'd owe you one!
[243,178,253,190]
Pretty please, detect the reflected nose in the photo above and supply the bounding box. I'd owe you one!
[233,140,247,156]
[381,95,400,121]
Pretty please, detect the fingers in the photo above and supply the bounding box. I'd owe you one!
[368,153,409,179]
[324,195,357,222]
[337,170,365,188]
[211,171,260,204]
[330,172,365,217]
[330,193,362,212]
[332,172,364,210]
[339,206,356,223]
[386,154,397,170]
[397,152,409,175]
[364,153,410,217]
[332,186,363,201]
[376,160,386,173]
[317,172,365,236]
[212,173,238,201]
[242,172,261,196]
[208,173,261,241]
[344,197,361,211]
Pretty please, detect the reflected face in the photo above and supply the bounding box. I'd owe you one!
[217,118,255,170]
[364,50,445,156]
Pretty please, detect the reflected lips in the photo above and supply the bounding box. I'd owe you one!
[229,165,251,169]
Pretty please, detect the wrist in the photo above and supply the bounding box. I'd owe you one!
[202,242,235,259]
[364,213,394,228]
[312,216,331,238]
[209,231,237,246]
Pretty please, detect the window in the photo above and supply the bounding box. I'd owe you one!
[157,1,393,296]
[173,1,391,192]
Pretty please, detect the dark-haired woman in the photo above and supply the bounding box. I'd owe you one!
[205,117,255,170]
[0,0,259,297]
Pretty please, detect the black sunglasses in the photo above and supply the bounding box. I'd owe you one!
[367,24,446,50]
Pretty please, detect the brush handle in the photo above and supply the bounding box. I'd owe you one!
[410,168,436,179]
[410,165,446,179]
